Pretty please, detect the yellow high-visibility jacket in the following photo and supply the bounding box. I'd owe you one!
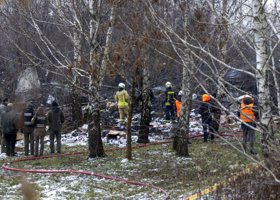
[114,90,130,108]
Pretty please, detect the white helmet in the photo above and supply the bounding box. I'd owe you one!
[118,82,125,89]
[192,93,197,100]
[165,81,172,88]
[178,90,183,96]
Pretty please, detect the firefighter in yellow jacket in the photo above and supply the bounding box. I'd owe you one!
[114,83,130,127]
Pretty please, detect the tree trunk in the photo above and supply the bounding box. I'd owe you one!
[253,0,275,156]
[270,33,280,116]
[173,4,193,157]
[71,88,82,128]
[87,0,105,158]
[174,55,192,157]
[71,26,83,128]
[127,77,136,160]
[137,67,152,144]
[87,75,105,158]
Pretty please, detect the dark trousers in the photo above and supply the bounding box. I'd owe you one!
[165,105,175,121]
[50,131,61,153]
[34,135,44,156]
[202,120,214,142]
[241,123,256,154]
[0,129,6,153]
[4,134,16,156]
[24,132,34,155]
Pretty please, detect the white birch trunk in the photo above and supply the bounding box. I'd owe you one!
[271,55,280,116]
[253,0,274,154]
[268,25,280,116]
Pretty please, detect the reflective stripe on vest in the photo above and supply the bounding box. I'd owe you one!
[117,91,128,108]
[24,112,33,126]
[36,116,46,128]
[165,91,175,106]
[240,103,256,122]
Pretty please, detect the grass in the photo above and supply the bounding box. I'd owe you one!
[0,135,262,199]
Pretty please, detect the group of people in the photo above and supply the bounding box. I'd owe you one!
[0,99,64,157]
[111,81,258,155]
[163,81,258,155]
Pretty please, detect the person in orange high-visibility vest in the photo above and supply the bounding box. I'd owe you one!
[239,96,258,155]
[114,82,130,127]
[175,90,183,118]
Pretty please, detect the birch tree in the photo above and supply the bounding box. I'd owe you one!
[145,0,280,158]
[0,0,117,158]
[253,0,278,156]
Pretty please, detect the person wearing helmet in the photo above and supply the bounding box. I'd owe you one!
[114,82,130,127]
[175,90,183,118]
[164,82,176,121]
[198,94,215,142]
[238,96,258,155]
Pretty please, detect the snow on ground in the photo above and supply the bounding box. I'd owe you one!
[0,113,216,199]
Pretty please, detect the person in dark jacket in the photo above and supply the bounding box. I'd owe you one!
[47,101,64,154]
[198,94,214,142]
[238,96,258,155]
[164,81,176,122]
[1,103,18,156]
[22,102,35,156]
[0,98,8,153]
[32,104,47,157]
[210,95,222,134]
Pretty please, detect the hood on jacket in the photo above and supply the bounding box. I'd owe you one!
[36,106,45,115]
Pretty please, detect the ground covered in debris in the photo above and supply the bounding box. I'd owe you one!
[0,114,263,199]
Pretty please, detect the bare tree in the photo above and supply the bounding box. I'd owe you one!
[0,0,118,158]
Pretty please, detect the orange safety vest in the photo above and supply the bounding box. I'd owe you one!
[175,100,181,117]
[240,103,256,122]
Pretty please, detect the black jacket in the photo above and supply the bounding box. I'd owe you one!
[1,107,18,134]
[198,102,213,123]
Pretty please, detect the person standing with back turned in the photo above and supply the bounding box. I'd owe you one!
[1,103,18,156]
[164,82,176,122]
[23,102,35,156]
[199,94,214,142]
[114,82,130,129]
[239,96,258,155]
[47,101,64,154]
[0,98,8,153]
[32,104,47,157]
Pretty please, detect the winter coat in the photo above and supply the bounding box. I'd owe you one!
[198,102,213,123]
[47,106,64,132]
[22,103,34,133]
[1,106,18,134]
[164,88,176,106]
[0,104,6,128]
[32,106,47,137]
[114,89,130,109]
[237,97,258,122]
